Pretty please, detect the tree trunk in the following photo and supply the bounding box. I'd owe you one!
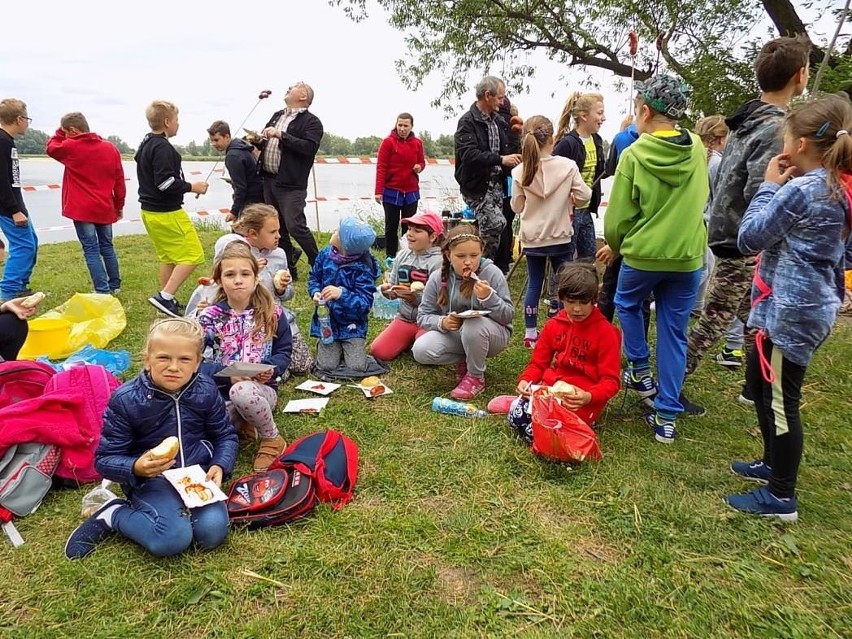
[761,0,807,35]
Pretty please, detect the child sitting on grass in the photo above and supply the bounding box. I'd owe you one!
[370,209,443,361]
[309,216,383,376]
[198,242,292,471]
[64,317,238,560]
[413,224,514,400]
[498,264,621,441]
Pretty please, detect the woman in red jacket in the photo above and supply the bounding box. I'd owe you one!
[374,113,426,256]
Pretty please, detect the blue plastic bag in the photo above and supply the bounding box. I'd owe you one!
[37,344,131,376]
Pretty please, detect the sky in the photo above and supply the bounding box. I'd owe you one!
[1,1,840,149]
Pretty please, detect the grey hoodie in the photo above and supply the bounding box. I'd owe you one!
[386,245,443,322]
[416,258,515,333]
[707,100,785,257]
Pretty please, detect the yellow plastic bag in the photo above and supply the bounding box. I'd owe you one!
[18,293,126,360]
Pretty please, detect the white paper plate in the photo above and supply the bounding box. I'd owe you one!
[295,379,341,396]
[348,383,394,398]
[451,310,491,319]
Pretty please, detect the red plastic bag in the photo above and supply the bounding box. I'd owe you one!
[530,389,602,462]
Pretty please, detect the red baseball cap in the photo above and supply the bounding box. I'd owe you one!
[401,210,444,236]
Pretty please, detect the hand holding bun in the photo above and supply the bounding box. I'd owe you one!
[20,291,45,309]
[409,281,425,293]
[149,436,180,461]
[550,380,576,396]
[273,269,291,290]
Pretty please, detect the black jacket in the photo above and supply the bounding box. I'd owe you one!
[553,130,605,214]
[260,110,323,190]
[225,138,263,216]
[453,104,510,200]
[134,133,190,212]
[0,130,27,217]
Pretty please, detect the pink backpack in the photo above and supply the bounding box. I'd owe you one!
[44,365,121,486]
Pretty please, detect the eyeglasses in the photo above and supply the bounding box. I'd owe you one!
[19,116,32,123]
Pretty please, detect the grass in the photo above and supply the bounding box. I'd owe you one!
[2,226,851,638]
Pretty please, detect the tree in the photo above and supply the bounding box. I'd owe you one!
[331,0,851,117]
[352,135,383,155]
[106,135,134,155]
[15,128,50,155]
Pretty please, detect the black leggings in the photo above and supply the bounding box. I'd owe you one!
[383,201,418,257]
[746,334,807,498]
[0,312,28,361]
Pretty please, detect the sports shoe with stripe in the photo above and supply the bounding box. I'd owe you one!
[714,347,743,367]
[623,366,657,398]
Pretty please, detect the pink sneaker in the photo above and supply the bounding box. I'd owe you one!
[451,374,486,400]
[487,394,517,414]
[455,361,468,383]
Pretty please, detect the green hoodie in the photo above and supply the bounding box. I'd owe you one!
[604,129,709,272]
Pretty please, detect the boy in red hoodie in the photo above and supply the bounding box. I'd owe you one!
[46,112,125,294]
[504,264,621,441]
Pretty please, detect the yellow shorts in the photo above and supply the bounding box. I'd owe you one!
[141,209,205,265]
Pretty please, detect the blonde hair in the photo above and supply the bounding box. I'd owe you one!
[695,115,729,162]
[145,100,178,130]
[146,317,204,353]
[232,203,278,237]
[785,93,852,199]
[0,98,27,125]
[555,91,604,139]
[437,224,485,307]
[520,115,554,187]
[212,242,278,339]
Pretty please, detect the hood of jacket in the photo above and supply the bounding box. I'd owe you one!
[521,156,579,199]
[228,137,256,154]
[725,100,785,135]
[630,129,697,188]
[133,132,167,162]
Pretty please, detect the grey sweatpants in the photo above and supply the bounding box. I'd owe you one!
[411,317,510,378]
[317,338,368,372]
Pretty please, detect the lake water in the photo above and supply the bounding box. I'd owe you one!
[18,158,608,245]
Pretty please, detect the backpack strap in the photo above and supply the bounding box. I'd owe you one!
[314,430,358,509]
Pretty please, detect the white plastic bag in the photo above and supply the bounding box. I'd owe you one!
[80,479,119,518]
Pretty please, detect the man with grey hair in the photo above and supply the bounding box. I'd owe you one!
[260,81,322,280]
[453,76,521,258]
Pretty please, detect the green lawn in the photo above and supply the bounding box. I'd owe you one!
[2,227,851,638]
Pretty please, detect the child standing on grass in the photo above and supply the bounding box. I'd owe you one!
[198,242,292,472]
[369,209,443,361]
[553,91,606,263]
[413,224,514,400]
[64,318,238,560]
[136,100,209,318]
[510,115,590,349]
[185,203,314,376]
[500,264,621,441]
[309,216,381,374]
[725,93,852,522]
[602,74,709,444]
[0,98,37,303]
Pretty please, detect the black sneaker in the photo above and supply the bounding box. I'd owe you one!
[291,247,303,266]
[738,384,755,407]
[679,393,707,416]
[148,293,183,318]
[714,347,743,367]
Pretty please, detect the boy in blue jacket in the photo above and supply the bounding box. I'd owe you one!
[309,216,381,372]
[65,318,238,559]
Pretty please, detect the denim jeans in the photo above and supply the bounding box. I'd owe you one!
[0,215,38,300]
[74,221,121,293]
[112,476,229,557]
[524,251,573,329]
[615,264,701,416]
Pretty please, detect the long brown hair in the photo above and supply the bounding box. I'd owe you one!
[695,115,729,162]
[231,203,278,237]
[520,115,554,187]
[212,242,278,339]
[785,93,852,198]
[555,91,604,140]
[437,224,484,307]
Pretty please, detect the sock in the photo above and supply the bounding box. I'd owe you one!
[630,360,651,376]
[96,503,122,528]
[525,328,537,339]
[160,290,175,301]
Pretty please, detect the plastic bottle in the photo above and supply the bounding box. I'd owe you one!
[372,290,400,320]
[432,397,488,418]
[317,301,334,345]
[461,205,476,221]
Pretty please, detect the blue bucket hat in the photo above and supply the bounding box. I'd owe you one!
[635,74,691,119]
[339,217,376,256]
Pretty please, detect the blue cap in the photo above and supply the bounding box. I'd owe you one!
[339,217,376,256]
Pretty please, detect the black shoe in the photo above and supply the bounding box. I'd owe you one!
[148,293,183,318]
[291,248,303,266]
[679,393,707,416]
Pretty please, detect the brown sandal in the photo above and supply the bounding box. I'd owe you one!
[253,436,286,471]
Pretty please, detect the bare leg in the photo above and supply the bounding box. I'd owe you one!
[163,264,197,296]
[159,264,175,289]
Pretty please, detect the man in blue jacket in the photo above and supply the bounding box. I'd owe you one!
[207,120,263,221]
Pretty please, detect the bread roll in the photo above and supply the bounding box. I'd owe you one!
[550,380,575,396]
[273,269,290,289]
[149,436,179,461]
[20,291,45,309]
[409,282,425,293]
[361,376,381,388]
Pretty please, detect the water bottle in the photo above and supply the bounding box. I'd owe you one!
[461,205,476,221]
[432,397,487,418]
[372,291,399,320]
[317,301,334,345]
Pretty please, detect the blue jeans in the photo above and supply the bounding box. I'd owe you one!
[0,215,38,300]
[572,208,596,262]
[524,251,573,329]
[615,264,701,416]
[74,221,121,293]
[112,476,229,557]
